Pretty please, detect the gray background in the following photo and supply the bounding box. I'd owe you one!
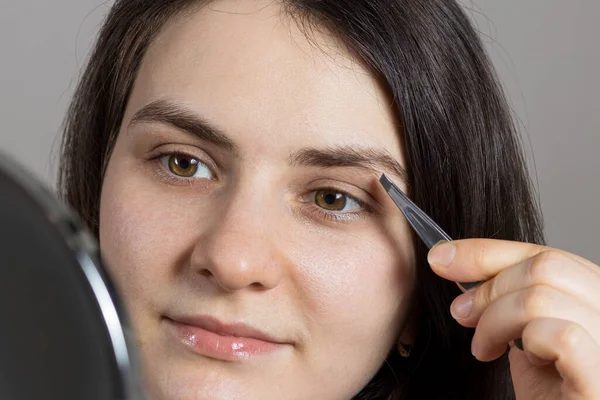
[0,1,598,262]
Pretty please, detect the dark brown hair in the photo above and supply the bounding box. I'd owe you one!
[59,1,545,398]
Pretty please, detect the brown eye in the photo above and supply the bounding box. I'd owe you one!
[159,153,214,180]
[315,189,349,211]
[168,154,199,177]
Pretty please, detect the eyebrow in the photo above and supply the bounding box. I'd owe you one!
[290,146,408,183]
[129,99,408,183]
[129,99,238,154]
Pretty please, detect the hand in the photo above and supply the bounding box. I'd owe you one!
[428,239,600,400]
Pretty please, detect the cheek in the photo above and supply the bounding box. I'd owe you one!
[293,232,414,343]
[99,186,149,290]
[98,163,194,306]
[99,179,152,306]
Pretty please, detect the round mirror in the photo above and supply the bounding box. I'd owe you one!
[0,152,146,400]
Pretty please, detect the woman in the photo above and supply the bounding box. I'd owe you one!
[59,0,600,399]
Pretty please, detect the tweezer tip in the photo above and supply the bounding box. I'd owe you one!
[379,173,393,192]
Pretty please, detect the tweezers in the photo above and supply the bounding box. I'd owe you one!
[379,173,524,350]
[379,173,480,292]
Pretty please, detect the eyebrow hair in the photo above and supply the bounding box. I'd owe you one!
[129,99,238,154]
[129,99,408,183]
[290,146,409,183]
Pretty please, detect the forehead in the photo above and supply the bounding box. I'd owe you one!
[126,0,403,157]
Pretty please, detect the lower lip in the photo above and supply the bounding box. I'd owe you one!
[165,319,283,361]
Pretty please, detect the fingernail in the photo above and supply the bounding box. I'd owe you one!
[471,338,480,359]
[451,291,474,319]
[428,242,456,267]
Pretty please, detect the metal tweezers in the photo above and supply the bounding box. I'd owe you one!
[380,173,525,350]
[379,173,480,292]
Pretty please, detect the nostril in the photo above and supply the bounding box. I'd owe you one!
[198,269,212,278]
[249,282,264,290]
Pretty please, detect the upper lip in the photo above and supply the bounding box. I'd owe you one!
[166,315,288,344]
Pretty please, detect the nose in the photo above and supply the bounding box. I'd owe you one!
[189,182,289,292]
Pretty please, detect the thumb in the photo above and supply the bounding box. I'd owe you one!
[509,347,561,399]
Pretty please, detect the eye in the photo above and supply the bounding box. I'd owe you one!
[313,189,363,213]
[159,153,214,179]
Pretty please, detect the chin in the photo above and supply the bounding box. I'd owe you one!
[140,361,264,400]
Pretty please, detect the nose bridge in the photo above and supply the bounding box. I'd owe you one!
[217,173,281,239]
[191,175,286,291]
[221,178,272,234]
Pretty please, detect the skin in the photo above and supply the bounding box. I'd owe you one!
[99,2,415,399]
[429,240,600,399]
[98,1,600,399]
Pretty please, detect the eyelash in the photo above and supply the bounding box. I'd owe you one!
[148,151,374,222]
[148,151,214,185]
[303,187,373,223]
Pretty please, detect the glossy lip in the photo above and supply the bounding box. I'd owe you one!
[164,315,291,361]
[168,315,286,343]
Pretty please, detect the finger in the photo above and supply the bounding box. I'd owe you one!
[428,239,600,283]
[450,251,600,326]
[471,286,600,362]
[521,318,600,399]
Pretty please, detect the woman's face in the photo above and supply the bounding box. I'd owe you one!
[100,1,415,399]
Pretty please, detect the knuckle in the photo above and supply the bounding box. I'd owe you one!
[478,278,500,307]
[557,322,587,353]
[520,286,553,318]
[527,251,562,283]
[475,283,493,309]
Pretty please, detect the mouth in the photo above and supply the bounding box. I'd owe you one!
[163,315,290,361]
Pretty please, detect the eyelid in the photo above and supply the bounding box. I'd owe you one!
[307,187,366,209]
[148,144,218,172]
[300,178,380,209]
[301,186,378,222]
[304,195,375,224]
[147,148,218,185]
